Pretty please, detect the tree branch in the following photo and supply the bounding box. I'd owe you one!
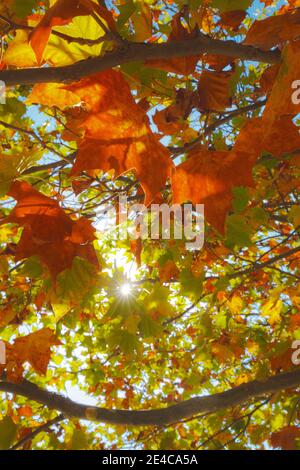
[0,37,281,87]
[9,414,64,450]
[170,99,267,155]
[0,369,299,426]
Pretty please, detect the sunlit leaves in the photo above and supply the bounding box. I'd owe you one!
[2,328,60,382]
[1,0,300,452]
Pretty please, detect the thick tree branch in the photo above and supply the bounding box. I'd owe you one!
[0,37,281,86]
[0,369,299,426]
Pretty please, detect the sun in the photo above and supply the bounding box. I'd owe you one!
[120,283,132,297]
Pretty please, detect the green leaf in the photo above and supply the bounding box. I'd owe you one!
[0,416,17,450]
[56,257,97,303]
[232,187,249,213]
[289,205,300,228]
[70,429,89,450]
[225,214,252,249]
[117,0,137,29]
[0,98,26,125]
[179,269,203,299]
[139,314,162,338]
[13,0,38,17]
[211,0,252,12]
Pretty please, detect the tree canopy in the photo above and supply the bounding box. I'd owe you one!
[0,0,300,451]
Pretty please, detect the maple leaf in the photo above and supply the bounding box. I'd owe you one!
[198,70,234,112]
[270,426,300,450]
[147,13,199,75]
[259,65,280,95]
[5,328,60,382]
[29,0,115,64]
[203,53,234,72]
[270,346,293,373]
[64,70,174,205]
[219,10,246,31]
[263,40,300,125]
[172,149,255,233]
[27,83,81,110]
[8,180,73,243]
[7,181,99,279]
[244,9,300,50]
[234,116,300,159]
[3,30,37,68]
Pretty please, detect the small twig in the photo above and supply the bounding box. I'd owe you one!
[9,414,65,450]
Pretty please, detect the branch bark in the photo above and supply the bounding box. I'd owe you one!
[0,369,299,426]
[0,37,281,86]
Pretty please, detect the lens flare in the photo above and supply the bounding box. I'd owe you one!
[120,283,132,296]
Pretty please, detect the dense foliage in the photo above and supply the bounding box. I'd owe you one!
[0,0,300,451]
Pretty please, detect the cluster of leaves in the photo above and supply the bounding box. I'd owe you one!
[0,0,300,451]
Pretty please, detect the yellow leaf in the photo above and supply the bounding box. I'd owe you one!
[262,299,282,326]
[228,294,243,315]
[4,30,37,67]
[44,15,107,66]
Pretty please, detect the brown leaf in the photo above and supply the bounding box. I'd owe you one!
[198,70,233,112]
[270,426,300,450]
[219,10,246,31]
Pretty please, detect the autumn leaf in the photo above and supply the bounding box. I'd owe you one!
[244,9,300,50]
[1,0,300,452]
[259,65,280,95]
[198,70,234,112]
[64,70,174,205]
[7,181,99,279]
[263,40,300,124]
[147,13,199,75]
[29,0,115,64]
[5,328,60,382]
[3,30,37,68]
[219,10,246,31]
[234,116,300,159]
[27,83,81,110]
[172,149,255,233]
[270,426,300,450]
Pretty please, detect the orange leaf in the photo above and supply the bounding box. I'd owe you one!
[259,65,280,95]
[7,181,99,279]
[234,116,300,159]
[147,13,199,75]
[263,40,300,125]
[172,150,255,233]
[244,9,300,50]
[66,70,174,205]
[270,347,293,373]
[159,260,179,283]
[204,53,234,72]
[27,83,81,110]
[8,181,72,243]
[5,328,60,382]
